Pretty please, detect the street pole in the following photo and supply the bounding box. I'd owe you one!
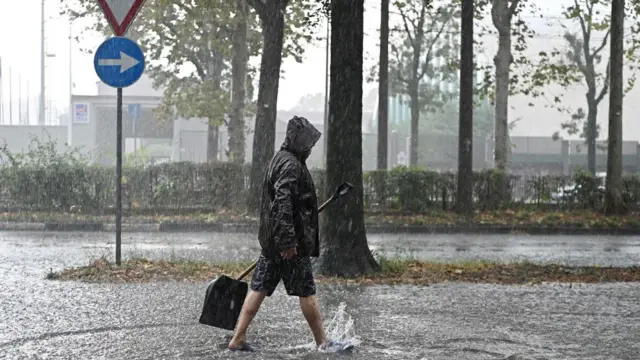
[93,1,147,266]
[377,0,389,170]
[39,0,46,126]
[0,56,3,125]
[26,81,30,124]
[68,19,73,146]
[133,116,137,157]
[116,87,123,265]
[9,66,12,124]
[18,74,21,124]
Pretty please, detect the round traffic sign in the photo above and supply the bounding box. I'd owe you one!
[93,36,145,88]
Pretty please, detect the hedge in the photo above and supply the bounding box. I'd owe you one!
[363,167,640,212]
[0,162,245,212]
[2,136,639,212]
[2,161,640,213]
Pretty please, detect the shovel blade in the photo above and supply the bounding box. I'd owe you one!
[199,275,249,331]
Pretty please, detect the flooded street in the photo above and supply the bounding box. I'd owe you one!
[1,231,640,359]
[2,0,638,358]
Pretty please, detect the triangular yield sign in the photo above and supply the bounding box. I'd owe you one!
[97,0,147,37]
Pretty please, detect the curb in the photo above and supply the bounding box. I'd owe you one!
[103,223,161,232]
[365,224,640,235]
[1,221,640,235]
[158,222,224,232]
[44,222,104,231]
[0,222,46,231]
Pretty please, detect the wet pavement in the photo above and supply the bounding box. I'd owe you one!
[1,231,640,359]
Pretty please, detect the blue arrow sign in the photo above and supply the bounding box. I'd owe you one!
[128,103,141,120]
[93,37,145,88]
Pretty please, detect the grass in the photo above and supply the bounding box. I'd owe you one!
[47,254,640,285]
[49,256,256,283]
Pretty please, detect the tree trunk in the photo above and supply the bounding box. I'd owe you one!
[207,124,219,161]
[206,54,224,162]
[316,0,380,277]
[407,9,424,168]
[409,80,420,167]
[604,0,626,215]
[228,0,249,164]
[377,0,389,170]
[247,3,285,211]
[493,25,511,171]
[491,0,514,204]
[586,102,597,174]
[455,0,474,214]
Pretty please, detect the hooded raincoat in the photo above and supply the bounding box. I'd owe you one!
[257,116,322,258]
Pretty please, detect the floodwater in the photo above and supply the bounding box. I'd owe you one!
[1,231,640,359]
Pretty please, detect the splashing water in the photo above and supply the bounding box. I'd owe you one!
[282,302,360,353]
[324,302,359,345]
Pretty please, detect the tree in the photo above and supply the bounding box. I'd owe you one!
[378,0,390,170]
[389,0,459,166]
[456,0,474,214]
[475,0,536,171]
[246,0,320,211]
[229,0,250,164]
[604,0,626,214]
[565,28,607,175]
[491,0,525,172]
[484,0,529,202]
[316,0,380,277]
[525,0,640,174]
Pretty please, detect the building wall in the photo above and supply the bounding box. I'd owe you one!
[70,93,167,164]
[0,125,69,163]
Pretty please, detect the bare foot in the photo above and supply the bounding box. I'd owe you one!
[228,340,254,352]
[227,339,242,350]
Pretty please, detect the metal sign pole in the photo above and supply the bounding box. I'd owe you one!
[116,87,123,265]
[95,0,146,267]
[133,119,137,157]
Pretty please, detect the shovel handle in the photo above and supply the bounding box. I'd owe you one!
[235,182,353,281]
[237,262,257,281]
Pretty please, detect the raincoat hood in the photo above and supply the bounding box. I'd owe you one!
[281,116,321,161]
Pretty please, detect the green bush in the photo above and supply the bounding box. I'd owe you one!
[473,169,513,210]
[622,175,640,206]
[0,135,108,211]
[0,137,247,212]
[570,170,604,209]
[525,176,555,203]
[363,170,390,209]
[133,161,245,209]
[2,137,640,213]
[388,166,441,212]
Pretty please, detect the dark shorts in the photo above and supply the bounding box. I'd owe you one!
[250,253,316,297]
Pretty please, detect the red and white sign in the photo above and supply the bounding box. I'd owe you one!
[97,0,147,36]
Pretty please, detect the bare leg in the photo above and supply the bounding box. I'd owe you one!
[228,290,267,349]
[299,295,327,347]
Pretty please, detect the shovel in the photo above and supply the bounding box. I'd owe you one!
[198,181,354,330]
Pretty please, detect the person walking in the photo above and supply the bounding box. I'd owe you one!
[227,116,344,352]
